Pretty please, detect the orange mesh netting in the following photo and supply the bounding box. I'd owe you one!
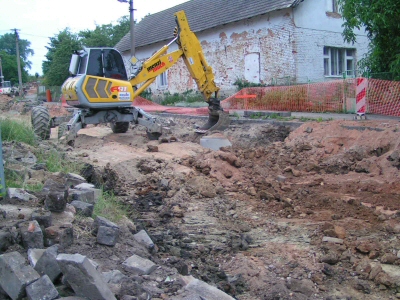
[367,79,400,116]
[221,79,356,113]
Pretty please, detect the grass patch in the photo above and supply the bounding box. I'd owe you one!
[0,118,37,146]
[161,90,204,106]
[35,148,82,173]
[93,190,129,223]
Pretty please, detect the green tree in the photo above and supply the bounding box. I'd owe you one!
[43,29,81,86]
[0,33,33,84]
[338,0,400,78]
[43,16,130,85]
[79,16,130,47]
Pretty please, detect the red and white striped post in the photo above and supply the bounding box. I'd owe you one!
[355,77,367,119]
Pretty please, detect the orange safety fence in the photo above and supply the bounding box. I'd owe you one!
[221,79,356,113]
[366,79,400,116]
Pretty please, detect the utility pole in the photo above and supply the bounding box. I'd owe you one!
[11,29,23,96]
[0,57,4,86]
[117,0,135,58]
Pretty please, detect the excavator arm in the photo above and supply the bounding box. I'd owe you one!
[130,10,229,132]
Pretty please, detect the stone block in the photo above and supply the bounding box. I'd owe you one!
[6,188,38,202]
[68,189,96,204]
[45,190,68,212]
[97,226,119,246]
[29,245,61,282]
[70,201,94,217]
[31,209,52,229]
[18,221,44,249]
[65,173,86,188]
[122,254,157,275]
[0,229,13,252]
[45,224,73,248]
[92,216,119,236]
[322,236,344,244]
[56,253,117,300]
[133,230,155,251]
[26,275,59,300]
[173,275,235,300]
[0,251,40,300]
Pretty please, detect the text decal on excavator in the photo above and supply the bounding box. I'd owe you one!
[147,60,166,72]
[111,86,128,92]
[118,92,130,101]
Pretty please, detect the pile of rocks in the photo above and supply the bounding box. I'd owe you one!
[0,169,235,299]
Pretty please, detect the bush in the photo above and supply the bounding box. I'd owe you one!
[233,78,267,91]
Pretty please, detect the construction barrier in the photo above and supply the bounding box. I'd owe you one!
[356,77,367,116]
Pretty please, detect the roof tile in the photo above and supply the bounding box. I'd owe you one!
[115,0,299,52]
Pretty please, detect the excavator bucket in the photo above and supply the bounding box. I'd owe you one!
[195,108,231,134]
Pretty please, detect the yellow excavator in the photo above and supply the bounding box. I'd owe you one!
[36,10,229,141]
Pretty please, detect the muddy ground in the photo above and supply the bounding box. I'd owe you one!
[2,93,400,299]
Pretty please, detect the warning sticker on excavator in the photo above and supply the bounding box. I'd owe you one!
[118,92,130,101]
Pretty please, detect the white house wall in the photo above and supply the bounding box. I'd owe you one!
[293,0,369,81]
[122,0,370,98]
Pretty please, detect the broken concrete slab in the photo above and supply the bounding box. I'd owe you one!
[122,254,157,275]
[200,136,232,151]
[0,251,40,300]
[26,275,59,300]
[56,253,117,300]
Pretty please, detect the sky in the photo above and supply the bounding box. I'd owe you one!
[0,0,188,75]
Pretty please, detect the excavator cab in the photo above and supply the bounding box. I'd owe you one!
[69,48,128,80]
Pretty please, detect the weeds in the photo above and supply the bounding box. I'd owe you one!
[161,90,205,106]
[93,190,129,223]
[0,118,37,146]
[233,78,267,90]
[35,148,81,173]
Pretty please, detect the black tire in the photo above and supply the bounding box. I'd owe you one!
[110,122,130,133]
[31,106,51,140]
[58,122,68,140]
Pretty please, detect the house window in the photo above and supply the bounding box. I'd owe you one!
[157,71,168,88]
[323,47,355,77]
[332,0,339,13]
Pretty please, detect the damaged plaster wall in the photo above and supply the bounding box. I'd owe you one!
[127,1,369,101]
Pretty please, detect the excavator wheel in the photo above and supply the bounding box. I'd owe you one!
[31,106,51,140]
[58,122,68,140]
[110,122,130,133]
